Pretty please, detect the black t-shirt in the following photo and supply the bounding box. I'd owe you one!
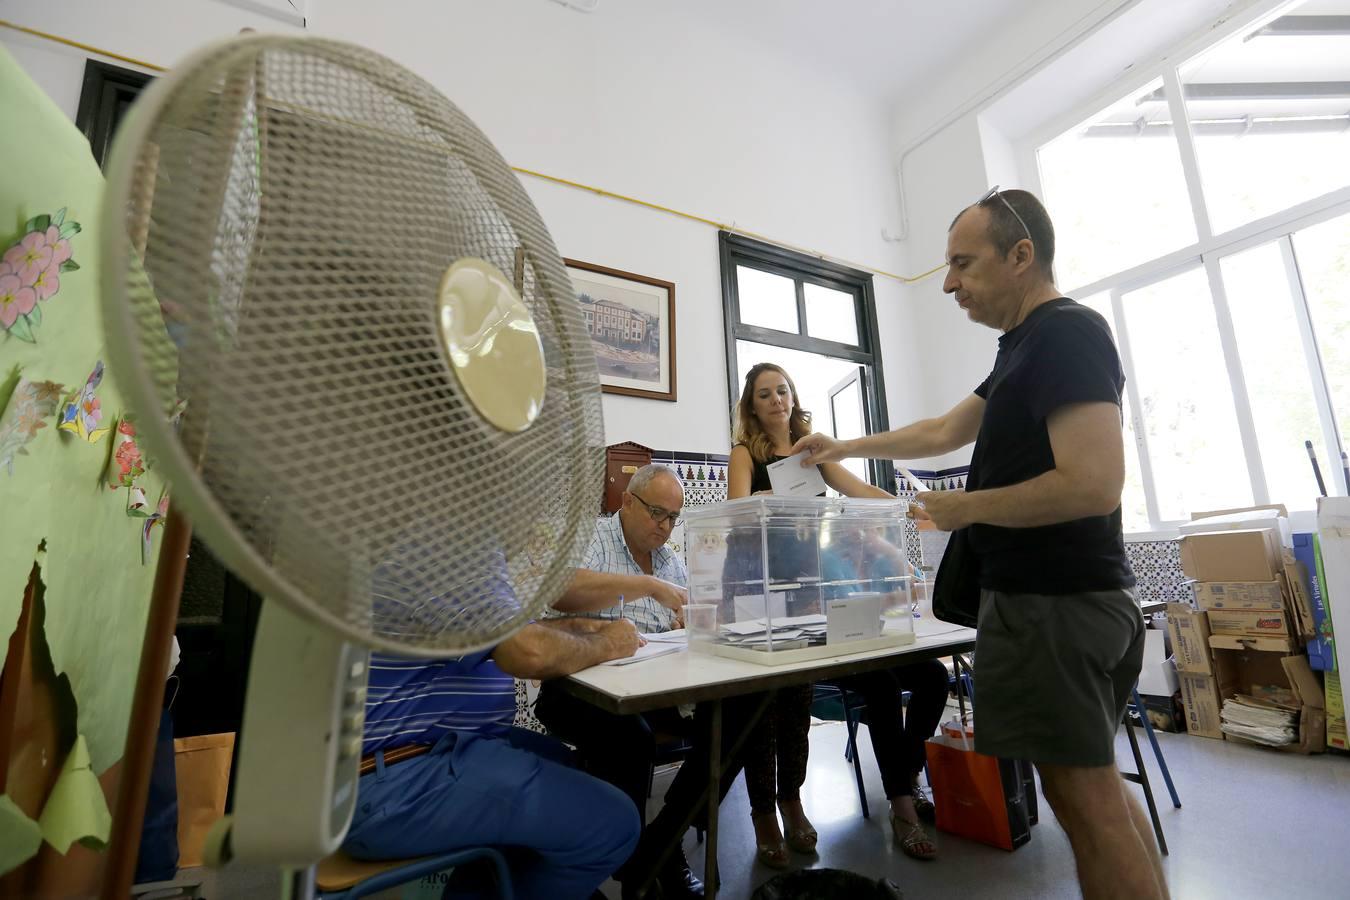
[967,298,1135,594]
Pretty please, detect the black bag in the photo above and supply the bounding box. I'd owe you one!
[134,703,179,884]
[751,869,902,900]
[932,527,981,628]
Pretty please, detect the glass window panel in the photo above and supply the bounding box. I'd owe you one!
[1182,1,1350,233]
[1293,210,1350,491]
[1078,293,1151,532]
[1220,241,1325,510]
[1121,268,1251,521]
[828,372,870,484]
[735,341,870,491]
[1037,79,1198,290]
[737,266,799,333]
[803,283,859,345]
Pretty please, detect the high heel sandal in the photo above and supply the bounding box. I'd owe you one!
[752,812,790,869]
[778,802,818,854]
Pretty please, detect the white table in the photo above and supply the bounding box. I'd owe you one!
[558,619,977,898]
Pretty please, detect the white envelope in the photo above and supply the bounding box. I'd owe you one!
[766,452,828,497]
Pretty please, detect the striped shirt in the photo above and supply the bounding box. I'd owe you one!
[362,650,515,755]
[567,512,686,634]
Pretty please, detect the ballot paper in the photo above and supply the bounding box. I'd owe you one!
[766,452,828,497]
[643,629,687,643]
[827,594,883,645]
[601,642,684,666]
[896,466,929,495]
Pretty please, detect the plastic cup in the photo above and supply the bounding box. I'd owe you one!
[683,603,718,644]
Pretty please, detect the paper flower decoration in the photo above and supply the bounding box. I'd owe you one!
[0,379,63,474]
[1,208,81,343]
[58,360,110,443]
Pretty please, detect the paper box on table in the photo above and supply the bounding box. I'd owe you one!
[1179,529,1282,584]
[1211,648,1325,754]
[1192,580,1285,611]
[1166,603,1213,675]
[1205,608,1294,639]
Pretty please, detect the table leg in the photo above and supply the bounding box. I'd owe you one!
[705,698,721,900]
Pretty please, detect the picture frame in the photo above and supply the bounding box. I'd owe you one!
[565,259,677,402]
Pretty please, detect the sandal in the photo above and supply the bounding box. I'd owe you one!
[752,812,790,869]
[892,815,938,861]
[911,787,936,823]
[778,801,818,854]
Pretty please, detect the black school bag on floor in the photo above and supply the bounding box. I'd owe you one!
[751,869,902,900]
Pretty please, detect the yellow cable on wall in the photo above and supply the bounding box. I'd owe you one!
[0,18,945,285]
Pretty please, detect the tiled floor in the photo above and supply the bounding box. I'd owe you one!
[200,721,1350,899]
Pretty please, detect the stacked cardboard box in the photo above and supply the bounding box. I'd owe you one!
[1175,523,1326,752]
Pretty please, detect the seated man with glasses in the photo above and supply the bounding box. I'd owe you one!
[536,464,757,900]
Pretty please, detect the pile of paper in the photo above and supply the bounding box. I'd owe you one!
[1220,695,1298,746]
[721,613,830,648]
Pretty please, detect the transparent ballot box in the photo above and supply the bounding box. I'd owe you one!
[683,496,916,666]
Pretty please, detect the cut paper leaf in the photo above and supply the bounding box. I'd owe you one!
[37,734,112,855]
[57,360,109,443]
[1,207,80,343]
[0,378,63,475]
[107,415,146,488]
[126,485,150,516]
[142,493,170,564]
[0,794,43,875]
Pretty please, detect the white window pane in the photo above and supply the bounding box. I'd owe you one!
[1293,210,1350,489]
[1220,242,1325,510]
[735,341,868,490]
[737,266,798,333]
[1078,292,1151,532]
[1121,269,1251,520]
[1038,79,1198,290]
[1182,2,1350,234]
[803,283,859,345]
[828,373,869,484]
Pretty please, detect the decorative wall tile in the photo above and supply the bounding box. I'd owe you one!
[1126,539,1189,604]
[513,678,546,733]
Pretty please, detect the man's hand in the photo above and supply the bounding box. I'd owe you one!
[913,490,972,532]
[644,576,689,612]
[789,432,849,466]
[597,618,644,661]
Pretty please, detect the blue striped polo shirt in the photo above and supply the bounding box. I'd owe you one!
[362,649,516,755]
[360,544,520,754]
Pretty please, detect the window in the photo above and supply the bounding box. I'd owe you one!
[1032,0,1350,530]
[719,233,893,493]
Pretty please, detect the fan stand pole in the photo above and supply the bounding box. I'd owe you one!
[99,510,193,900]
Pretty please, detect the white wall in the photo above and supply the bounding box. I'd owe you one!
[1,0,922,453]
[888,0,1257,469]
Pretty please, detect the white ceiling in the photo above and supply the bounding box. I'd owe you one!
[666,0,1029,103]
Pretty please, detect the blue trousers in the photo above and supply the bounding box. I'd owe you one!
[344,727,640,900]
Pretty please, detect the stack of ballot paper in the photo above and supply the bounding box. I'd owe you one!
[1220,695,1298,746]
[719,613,845,649]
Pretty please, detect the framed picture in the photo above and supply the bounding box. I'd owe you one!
[565,259,677,402]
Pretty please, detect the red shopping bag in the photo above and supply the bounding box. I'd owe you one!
[924,733,1033,850]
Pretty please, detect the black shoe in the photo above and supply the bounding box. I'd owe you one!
[659,850,705,900]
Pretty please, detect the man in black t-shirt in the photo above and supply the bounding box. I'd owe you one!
[793,190,1165,900]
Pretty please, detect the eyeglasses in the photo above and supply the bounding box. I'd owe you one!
[977,185,1032,244]
[629,491,682,527]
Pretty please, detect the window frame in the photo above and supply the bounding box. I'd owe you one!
[719,232,896,494]
[1019,0,1350,537]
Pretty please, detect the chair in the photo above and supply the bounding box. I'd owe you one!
[1120,685,1182,857]
[648,731,706,843]
[315,847,513,899]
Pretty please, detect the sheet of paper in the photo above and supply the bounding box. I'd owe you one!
[733,591,788,623]
[601,642,684,666]
[765,452,828,497]
[827,595,883,645]
[643,629,687,643]
[896,466,929,495]
[38,733,111,854]
[0,795,42,876]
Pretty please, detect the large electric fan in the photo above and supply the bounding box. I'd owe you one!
[100,34,605,871]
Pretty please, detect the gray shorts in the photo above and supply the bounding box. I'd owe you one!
[973,587,1144,768]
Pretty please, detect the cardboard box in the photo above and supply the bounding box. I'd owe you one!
[1326,671,1347,752]
[1166,603,1213,675]
[1283,563,1316,640]
[1313,498,1348,675]
[1211,648,1325,754]
[1179,672,1224,739]
[1137,628,1179,696]
[1184,505,1291,549]
[1128,692,1184,733]
[1179,529,1282,583]
[1192,580,1285,611]
[1205,608,1294,638]
[1209,634,1299,653]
